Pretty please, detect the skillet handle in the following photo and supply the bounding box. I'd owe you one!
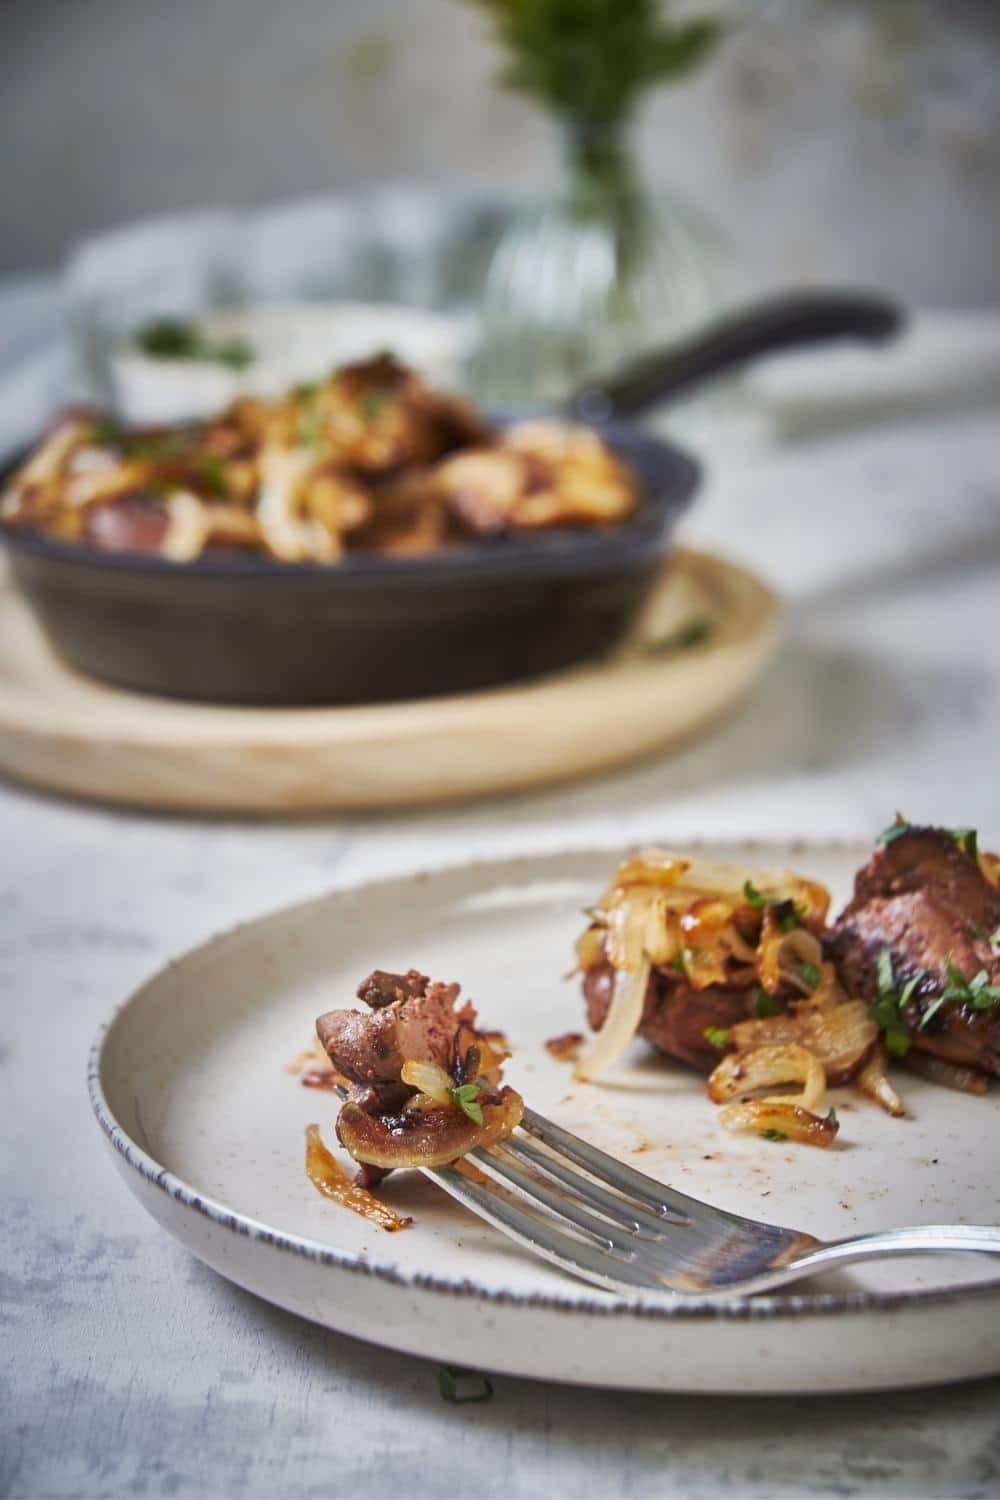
[566,291,905,423]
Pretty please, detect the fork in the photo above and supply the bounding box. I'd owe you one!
[419,1106,1000,1299]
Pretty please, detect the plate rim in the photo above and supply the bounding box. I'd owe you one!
[88,838,1000,1324]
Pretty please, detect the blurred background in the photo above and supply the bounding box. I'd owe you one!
[4,0,1000,450]
[3,0,1000,300]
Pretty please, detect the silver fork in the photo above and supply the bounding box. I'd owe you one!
[418,1107,1000,1299]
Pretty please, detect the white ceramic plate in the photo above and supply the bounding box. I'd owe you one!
[89,843,1000,1393]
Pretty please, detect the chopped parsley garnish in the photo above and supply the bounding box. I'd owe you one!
[581,905,605,923]
[916,994,949,1033]
[199,454,227,497]
[755,989,781,1019]
[940,960,1000,1011]
[703,1026,730,1050]
[297,389,324,447]
[947,826,979,861]
[212,337,255,371]
[799,962,821,992]
[915,959,1000,1033]
[127,429,197,462]
[671,948,697,973]
[90,414,125,448]
[742,882,806,931]
[437,1365,494,1404]
[360,391,385,422]
[876,818,911,846]
[448,1081,484,1126]
[760,1129,787,1143]
[825,1107,838,1125]
[639,618,715,656]
[134,316,200,359]
[875,948,895,995]
[868,948,917,1055]
[133,316,253,370]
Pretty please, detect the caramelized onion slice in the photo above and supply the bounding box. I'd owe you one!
[856,1042,906,1117]
[400,1058,454,1105]
[574,923,606,973]
[478,1030,512,1076]
[708,1042,826,1113]
[605,892,653,971]
[453,1020,509,1083]
[757,911,829,998]
[709,1043,836,1147]
[574,956,651,1083]
[305,1124,412,1231]
[678,899,733,989]
[728,1000,877,1085]
[602,851,830,919]
[337,1087,524,1169]
[719,1099,839,1148]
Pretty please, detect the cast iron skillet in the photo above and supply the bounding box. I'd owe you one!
[1,292,902,706]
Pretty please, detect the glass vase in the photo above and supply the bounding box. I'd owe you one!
[471,116,726,412]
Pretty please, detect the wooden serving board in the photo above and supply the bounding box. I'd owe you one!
[0,548,780,814]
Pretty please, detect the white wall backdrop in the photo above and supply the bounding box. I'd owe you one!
[3,0,999,301]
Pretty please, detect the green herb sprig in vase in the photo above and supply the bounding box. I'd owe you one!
[465,0,727,406]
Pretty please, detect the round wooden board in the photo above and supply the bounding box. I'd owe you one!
[0,548,780,813]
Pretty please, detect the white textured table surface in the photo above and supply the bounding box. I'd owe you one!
[3,344,1000,1497]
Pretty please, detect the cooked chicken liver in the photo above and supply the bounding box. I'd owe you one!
[316,969,474,1115]
[316,968,495,1184]
[355,968,430,1010]
[583,953,758,1073]
[831,827,1000,1075]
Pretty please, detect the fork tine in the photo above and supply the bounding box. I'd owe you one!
[520,1106,754,1229]
[431,1163,670,1295]
[485,1137,764,1275]
[472,1143,653,1259]
[499,1135,674,1241]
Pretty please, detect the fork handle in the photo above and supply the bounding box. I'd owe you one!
[791,1223,1000,1280]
